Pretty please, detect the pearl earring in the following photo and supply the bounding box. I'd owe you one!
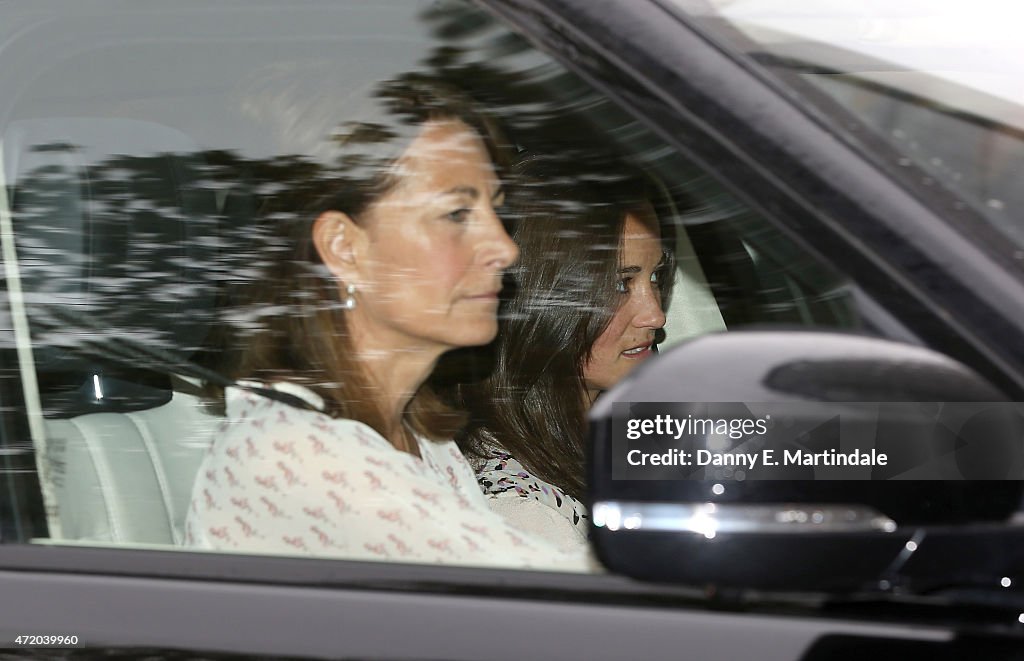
[343,283,357,310]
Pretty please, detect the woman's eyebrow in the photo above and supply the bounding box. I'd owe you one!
[618,265,642,275]
[440,185,480,199]
[437,185,504,202]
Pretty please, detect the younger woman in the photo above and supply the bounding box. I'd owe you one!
[458,164,672,548]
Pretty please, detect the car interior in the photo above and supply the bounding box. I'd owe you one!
[4,118,737,547]
[4,117,227,544]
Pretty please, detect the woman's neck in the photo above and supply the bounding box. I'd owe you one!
[351,334,443,454]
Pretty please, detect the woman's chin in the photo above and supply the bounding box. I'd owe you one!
[437,318,499,349]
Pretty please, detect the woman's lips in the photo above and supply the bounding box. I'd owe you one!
[464,291,500,303]
[621,344,653,359]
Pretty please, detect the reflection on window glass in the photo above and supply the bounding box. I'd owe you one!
[803,73,1024,248]
[688,0,1024,252]
[0,0,857,572]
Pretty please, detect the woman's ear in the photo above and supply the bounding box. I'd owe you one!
[313,210,365,282]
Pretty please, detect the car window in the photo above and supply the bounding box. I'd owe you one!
[678,0,1024,261]
[0,0,868,572]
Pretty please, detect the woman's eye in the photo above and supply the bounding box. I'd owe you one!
[616,278,630,294]
[651,270,661,287]
[445,208,472,223]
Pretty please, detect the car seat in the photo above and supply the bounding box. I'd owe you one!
[3,118,224,544]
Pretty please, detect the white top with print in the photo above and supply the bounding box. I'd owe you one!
[474,446,589,553]
[184,384,590,571]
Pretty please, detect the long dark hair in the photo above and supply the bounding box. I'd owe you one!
[457,160,675,496]
[214,73,511,441]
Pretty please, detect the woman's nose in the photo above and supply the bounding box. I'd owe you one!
[634,286,666,330]
[480,208,519,269]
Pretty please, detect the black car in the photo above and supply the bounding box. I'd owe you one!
[1,0,1023,658]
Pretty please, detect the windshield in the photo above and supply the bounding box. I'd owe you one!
[671,0,1024,255]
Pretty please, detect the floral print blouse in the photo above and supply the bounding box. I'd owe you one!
[474,445,589,549]
[184,383,589,572]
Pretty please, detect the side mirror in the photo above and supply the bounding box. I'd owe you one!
[588,331,1024,593]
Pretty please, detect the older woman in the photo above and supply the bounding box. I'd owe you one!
[185,76,589,571]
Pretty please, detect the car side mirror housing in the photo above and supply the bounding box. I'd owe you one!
[588,331,1024,593]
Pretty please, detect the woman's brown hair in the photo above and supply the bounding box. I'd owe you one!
[456,159,675,497]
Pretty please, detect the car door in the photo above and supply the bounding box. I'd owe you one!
[1,0,1021,658]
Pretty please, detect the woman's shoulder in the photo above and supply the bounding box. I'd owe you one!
[213,383,478,487]
[224,383,384,439]
[206,383,401,470]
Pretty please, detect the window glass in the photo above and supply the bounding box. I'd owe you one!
[0,0,861,571]
[684,0,1024,255]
